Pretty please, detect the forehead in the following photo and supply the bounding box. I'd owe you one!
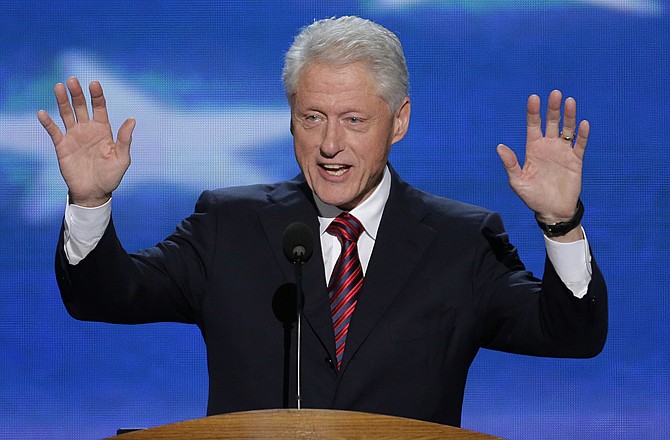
[293,62,386,109]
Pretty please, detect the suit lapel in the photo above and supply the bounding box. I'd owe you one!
[255,170,437,373]
[339,170,436,373]
[257,176,337,361]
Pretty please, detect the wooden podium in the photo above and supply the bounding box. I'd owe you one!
[112,409,501,439]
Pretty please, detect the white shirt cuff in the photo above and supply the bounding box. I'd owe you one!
[63,196,112,265]
[544,227,592,299]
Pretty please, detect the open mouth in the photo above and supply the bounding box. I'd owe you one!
[321,164,350,176]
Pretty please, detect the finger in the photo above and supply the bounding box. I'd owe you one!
[115,118,136,157]
[545,89,562,139]
[560,97,577,141]
[526,94,542,143]
[90,81,110,124]
[37,110,64,146]
[67,77,90,123]
[496,144,522,180]
[573,119,590,161]
[54,82,76,129]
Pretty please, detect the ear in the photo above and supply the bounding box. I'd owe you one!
[391,97,411,144]
[289,94,297,136]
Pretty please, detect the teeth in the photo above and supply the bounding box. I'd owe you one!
[322,164,348,176]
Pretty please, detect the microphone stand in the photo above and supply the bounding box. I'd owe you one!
[282,221,313,410]
[294,257,304,410]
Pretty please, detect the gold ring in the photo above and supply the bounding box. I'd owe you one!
[560,132,575,142]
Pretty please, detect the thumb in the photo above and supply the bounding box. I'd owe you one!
[496,144,521,180]
[116,118,136,156]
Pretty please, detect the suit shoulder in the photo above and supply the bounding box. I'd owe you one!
[407,185,497,227]
[205,184,277,206]
[195,178,301,211]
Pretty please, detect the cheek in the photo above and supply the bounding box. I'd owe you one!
[292,133,308,156]
[293,137,317,172]
[357,136,392,168]
[293,129,317,152]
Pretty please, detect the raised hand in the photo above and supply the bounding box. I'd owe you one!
[38,77,136,207]
[496,90,589,236]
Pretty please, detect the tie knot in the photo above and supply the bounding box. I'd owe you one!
[326,213,364,244]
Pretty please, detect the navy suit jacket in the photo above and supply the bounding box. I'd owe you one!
[56,166,607,427]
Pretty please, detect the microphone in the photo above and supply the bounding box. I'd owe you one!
[283,222,314,263]
[281,222,313,410]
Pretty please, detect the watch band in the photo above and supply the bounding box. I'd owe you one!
[535,199,584,237]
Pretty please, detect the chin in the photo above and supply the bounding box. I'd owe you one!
[322,195,352,209]
[315,189,357,210]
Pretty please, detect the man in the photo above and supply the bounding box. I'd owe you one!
[38,16,606,427]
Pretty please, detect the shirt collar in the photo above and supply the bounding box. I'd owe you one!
[314,165,391,241]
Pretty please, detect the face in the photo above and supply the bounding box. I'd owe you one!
[290,62,410,211]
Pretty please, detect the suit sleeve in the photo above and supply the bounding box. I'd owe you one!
[474,212,607,358]
[55,190,219,326]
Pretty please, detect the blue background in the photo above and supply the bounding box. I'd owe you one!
[1,1,668,438]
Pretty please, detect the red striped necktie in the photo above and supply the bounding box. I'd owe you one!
[326,213,365,370]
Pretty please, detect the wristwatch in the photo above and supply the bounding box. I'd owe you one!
[535,199,584,237]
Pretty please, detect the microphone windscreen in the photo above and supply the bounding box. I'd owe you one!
[282,222,314,263]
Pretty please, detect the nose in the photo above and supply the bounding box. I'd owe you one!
[320,120,344,158]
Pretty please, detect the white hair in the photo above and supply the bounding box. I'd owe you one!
[282,16,409,112]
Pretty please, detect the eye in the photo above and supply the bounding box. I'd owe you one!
[348,117,361,123]
[299,113,322,128]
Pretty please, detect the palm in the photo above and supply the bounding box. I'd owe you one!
[38,78,135,206]
[497,91,589,222]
